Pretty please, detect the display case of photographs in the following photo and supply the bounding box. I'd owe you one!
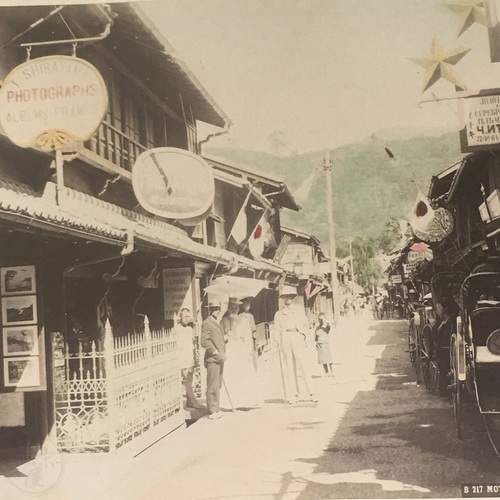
[0,265,44,391]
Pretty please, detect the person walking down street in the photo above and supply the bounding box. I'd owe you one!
[220,296,242,345]
[239,297,258,372]
[315,312,333,377]
[176,308,203,410]
[274,285,318,405]
[220,297,262,409]
[201,300,226,419]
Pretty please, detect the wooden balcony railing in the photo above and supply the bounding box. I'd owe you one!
[87,121,147,172]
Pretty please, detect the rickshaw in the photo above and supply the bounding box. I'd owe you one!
[451,272,500,448]
[419,272,465,395]
[407,289,432,385]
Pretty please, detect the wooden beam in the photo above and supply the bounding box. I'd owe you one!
[78,148,132,181]
[91,45,185,124]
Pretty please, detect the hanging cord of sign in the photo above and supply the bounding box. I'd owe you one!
[17,10,113,52]
[57,11,78,58]
[0,5,66,51]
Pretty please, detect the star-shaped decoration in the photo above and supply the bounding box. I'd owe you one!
[444,0,487,37]
[410,38,471,93]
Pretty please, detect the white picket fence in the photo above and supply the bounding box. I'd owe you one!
[53,318,183,453]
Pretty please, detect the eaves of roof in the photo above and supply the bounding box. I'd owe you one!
[65,186,285,274]
[204,155,299,211]
[117,4,231,129]
[428,160,462,201]
[0,183,126,244]
[281,226,321,246]
[0,181,284,275]
[446,152,486,203]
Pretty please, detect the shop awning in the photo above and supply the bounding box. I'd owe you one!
[203,276,271,299]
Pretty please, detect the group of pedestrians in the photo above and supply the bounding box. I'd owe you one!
[177,285,334,420]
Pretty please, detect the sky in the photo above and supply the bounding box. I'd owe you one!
[137,0,500,154]
[4,0,500,154]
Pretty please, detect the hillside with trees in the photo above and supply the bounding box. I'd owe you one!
[206,131,462,287]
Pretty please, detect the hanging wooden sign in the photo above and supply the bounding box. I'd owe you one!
[0,55,108,151]
[132,148,215,221]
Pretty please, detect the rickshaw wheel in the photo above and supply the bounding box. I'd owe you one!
[450,334,462,440]
[408,320,420,382]
[421,325,438,394]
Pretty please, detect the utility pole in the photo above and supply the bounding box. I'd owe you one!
[324,151,341,323]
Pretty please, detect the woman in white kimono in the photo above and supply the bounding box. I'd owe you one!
[220,297,263,409]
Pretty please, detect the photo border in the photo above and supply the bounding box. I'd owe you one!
[4,356,40,388]
[1,295,38,326]
[0,266,36,296]
[2,325,39,356]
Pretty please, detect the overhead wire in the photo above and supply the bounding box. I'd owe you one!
[0,5,66,51]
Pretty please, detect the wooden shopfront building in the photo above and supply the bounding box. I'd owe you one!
[0,3,238,458]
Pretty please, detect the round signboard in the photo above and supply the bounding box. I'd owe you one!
[132,147,215,221]
[0,55,108,151]
[412,207,454,243]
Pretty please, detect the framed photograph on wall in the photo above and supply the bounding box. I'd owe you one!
[3,325,38,356]
[2,295,37,326]
[1,266,36,296]
[4,356,40,388]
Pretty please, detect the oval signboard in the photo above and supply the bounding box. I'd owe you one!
[0,55,108,151]
[132,147,215,222]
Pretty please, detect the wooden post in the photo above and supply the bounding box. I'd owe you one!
[323,152,341,324]
[55,149,64,205]
[103,318,116,452]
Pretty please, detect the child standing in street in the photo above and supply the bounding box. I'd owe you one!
[315,313,333,377]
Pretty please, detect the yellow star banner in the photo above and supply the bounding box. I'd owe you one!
[410,38,471,93]
[444,0,487,37]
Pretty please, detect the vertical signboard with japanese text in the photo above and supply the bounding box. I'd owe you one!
[163,268,193,322]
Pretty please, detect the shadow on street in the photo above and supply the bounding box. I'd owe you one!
[295,319,500,499]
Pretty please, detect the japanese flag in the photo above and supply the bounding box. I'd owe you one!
[248,214,266,257]
[409,191,435,234]
[230,190,251,244]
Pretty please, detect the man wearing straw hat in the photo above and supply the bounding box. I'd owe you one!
[201,300,226,419]
[274,285,318,405]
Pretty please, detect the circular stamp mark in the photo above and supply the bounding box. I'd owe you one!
[7,450,65,497]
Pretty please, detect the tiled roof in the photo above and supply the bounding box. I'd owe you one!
[0,181,284,274]
[58,185,283,273]
[0,183,127,242]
